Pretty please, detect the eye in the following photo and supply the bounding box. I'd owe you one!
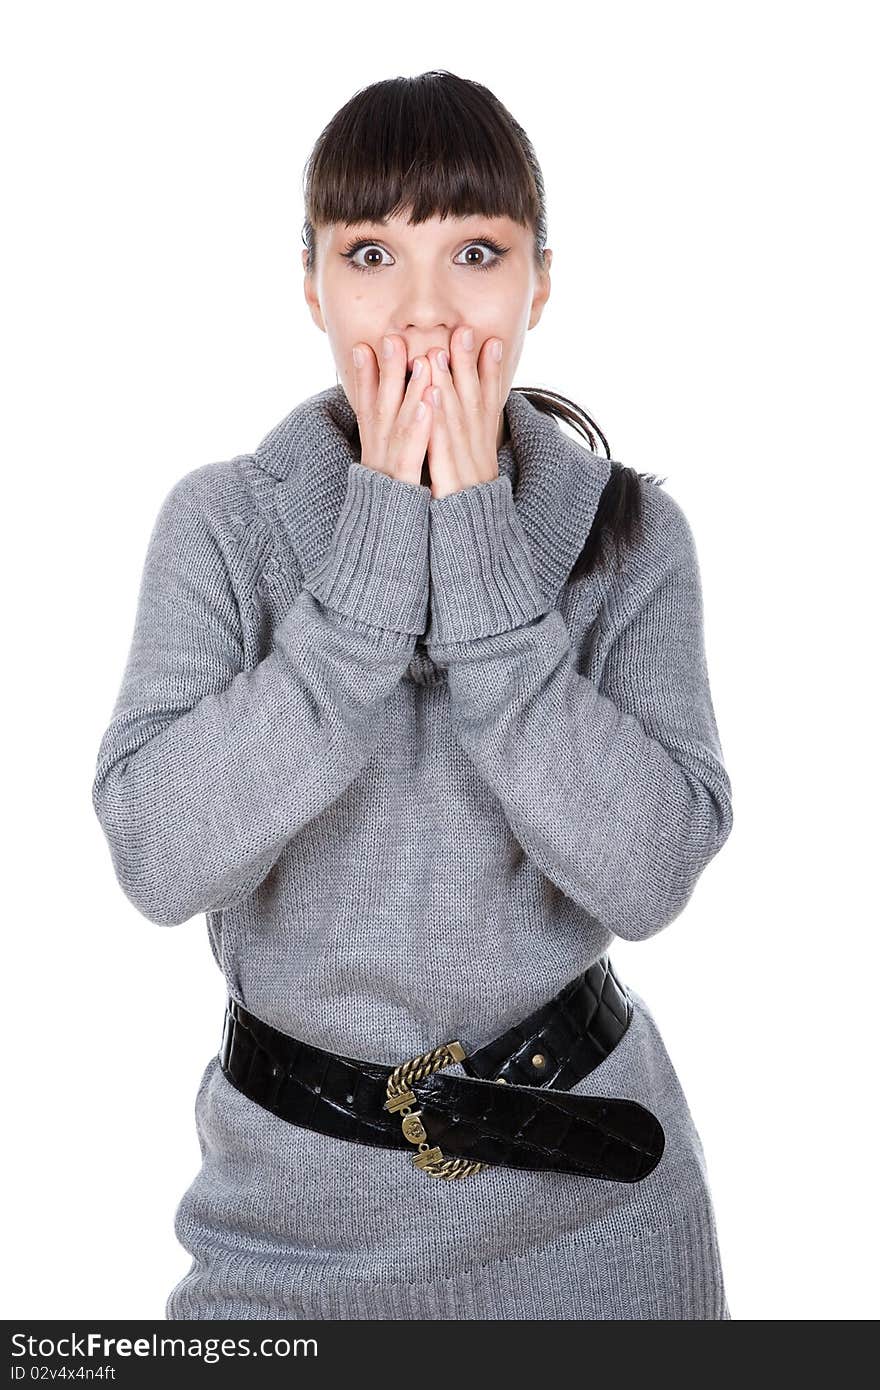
[340,241,392,275]
[453,240,510,273]
[340,237,510,275]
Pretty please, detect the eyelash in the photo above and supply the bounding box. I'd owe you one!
[340,237,510,275]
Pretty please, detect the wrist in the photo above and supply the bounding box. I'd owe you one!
[303,462,431,634]
[427,475,548,643]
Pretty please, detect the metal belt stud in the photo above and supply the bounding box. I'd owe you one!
[384,1040,487,1179]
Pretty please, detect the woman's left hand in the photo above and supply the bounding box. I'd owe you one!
[423,327,505,499]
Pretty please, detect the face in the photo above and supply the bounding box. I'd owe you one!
[302,211,552,451]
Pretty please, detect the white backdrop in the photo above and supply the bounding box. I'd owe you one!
[3,0,877,1321]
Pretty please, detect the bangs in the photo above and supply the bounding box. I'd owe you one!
[304,72,541,232]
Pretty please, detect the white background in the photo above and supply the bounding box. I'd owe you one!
[3,0,877,1322]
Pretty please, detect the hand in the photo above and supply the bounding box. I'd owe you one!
[423,327,505,500]
[350,336,434,487]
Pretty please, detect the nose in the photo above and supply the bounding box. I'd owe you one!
[395,280,453,368]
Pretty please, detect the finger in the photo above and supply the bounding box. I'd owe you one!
[478,336,505,421]
[424,380,457,499]
[353,335,407,449]
[448,324,483,419]
[388,355,434,483]
[427,346,476,485]
[351,340,380,423]
[352,342,431,482]
[377,333,407,423]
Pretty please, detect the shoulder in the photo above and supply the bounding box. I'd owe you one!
[152,456,256,533]
[146,455,274,596]
[598,473,703,630]
[574,456,696,585]
[637,475,698,565]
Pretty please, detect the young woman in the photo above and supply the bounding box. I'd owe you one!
[92,70,735,1320]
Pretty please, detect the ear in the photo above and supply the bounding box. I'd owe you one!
[302,251,326,332]
[528,248,552,329]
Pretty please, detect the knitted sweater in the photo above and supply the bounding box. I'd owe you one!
[91,383,734,1320]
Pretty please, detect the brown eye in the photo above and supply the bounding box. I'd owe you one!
[340,241,392,274]
[453,240,510,273]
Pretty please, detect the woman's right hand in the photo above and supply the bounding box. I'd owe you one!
[351,334,433,486]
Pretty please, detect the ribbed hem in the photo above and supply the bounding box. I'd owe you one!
[302,462,431,635]
[427,475,548,644]
[166,1198,728,1321]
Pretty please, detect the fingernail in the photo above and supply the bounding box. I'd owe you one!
[437,350,449,371]
[382,336,394,360]
[492,340,503,362]
[431,387,442,406]
[412,358,423,379]
[352,346,364,368]
[461,327,474,350]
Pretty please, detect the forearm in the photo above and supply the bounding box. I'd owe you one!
[426,472,733,942]
[93,460,430,925]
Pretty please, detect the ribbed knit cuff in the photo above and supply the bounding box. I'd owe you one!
[302,462,431,635]
[427,474,549,644]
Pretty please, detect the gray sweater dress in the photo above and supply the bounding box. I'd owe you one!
[91,382,735,1320]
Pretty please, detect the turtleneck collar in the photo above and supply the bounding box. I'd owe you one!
[253,382,612,610]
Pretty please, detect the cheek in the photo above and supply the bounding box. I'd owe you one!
[478,313,518,360]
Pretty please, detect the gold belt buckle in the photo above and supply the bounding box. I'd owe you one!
[384,1039,492,1179]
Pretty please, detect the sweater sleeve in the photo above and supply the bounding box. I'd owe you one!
[92,459,430,927]
[424,473,733,943]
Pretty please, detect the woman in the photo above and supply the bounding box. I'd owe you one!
[92,70,735,1320]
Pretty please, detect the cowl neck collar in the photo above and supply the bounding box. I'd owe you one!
[254,382,611,610]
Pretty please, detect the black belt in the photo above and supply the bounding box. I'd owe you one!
[218,955,665,1183]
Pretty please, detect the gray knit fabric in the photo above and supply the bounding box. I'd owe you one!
[91,383,734,1320]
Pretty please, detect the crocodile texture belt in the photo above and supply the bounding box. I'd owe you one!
[218,955,665,1183]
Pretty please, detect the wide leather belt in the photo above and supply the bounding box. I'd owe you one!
[218,955,665,1183]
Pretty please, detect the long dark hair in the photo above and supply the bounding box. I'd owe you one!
[301,70,666,580]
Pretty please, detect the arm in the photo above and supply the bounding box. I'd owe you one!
[92,460,430,926]
[425,474,733,942]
